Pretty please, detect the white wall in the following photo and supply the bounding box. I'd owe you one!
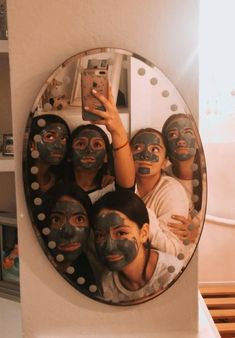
[7,1,199,337]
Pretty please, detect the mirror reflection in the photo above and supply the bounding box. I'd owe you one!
[23,48,206,305]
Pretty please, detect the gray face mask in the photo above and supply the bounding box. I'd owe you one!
[71,129,107,170]
[131,132,161,174]
[48,200,89,263]
[94,212,139,271]
[36,123,68,165]
[165,118,197,161]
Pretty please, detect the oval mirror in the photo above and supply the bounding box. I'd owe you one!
[23,47,206,305]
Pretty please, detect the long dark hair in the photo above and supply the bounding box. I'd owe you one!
[92,190,151,280]
[162,113,202,212]
[67,124,113,187]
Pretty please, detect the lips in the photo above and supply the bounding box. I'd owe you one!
[58,242,81,252]
[105,254,124,262]
[81,156,96,163]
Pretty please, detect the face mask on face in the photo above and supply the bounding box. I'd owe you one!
[71,129,107,170]
[36,123,68,165]
[48,200,89,263]
[131,132,163,175]
[94,212,139,271]
[166,118,197,161]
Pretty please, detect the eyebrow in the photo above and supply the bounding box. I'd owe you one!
[51,211,87,216]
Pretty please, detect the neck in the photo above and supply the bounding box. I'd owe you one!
[136,173,161,198]
[172,157,194,180]
[36,161,52,186]
[118,248,157,291]
[74,167,99,191]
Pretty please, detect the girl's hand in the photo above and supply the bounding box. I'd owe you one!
[168,215,199,243]
[84,86,125,136]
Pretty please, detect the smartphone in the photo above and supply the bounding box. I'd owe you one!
[81,68,108,121]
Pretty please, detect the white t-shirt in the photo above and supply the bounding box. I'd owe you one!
[101,250,183,304]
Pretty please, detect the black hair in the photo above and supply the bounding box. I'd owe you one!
[162,113,202,212]
[44,181,93,225]
[93,190,151,281]
[67,124,114,187]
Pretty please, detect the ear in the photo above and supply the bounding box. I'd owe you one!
[140,223,149,244]
[161,156,168,170]
[103,153,108,163]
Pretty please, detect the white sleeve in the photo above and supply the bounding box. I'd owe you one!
[88,182,115,204]
[147,208,186,257]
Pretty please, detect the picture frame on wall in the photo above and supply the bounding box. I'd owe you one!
[2,134,14,156]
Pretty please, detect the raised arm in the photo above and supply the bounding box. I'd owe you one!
[85,86,135,188]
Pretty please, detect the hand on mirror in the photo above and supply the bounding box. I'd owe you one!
[168,215,199,243]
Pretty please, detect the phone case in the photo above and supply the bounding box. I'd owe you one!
[81,68,108,121]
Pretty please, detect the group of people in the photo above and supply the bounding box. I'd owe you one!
[26,86,203,305]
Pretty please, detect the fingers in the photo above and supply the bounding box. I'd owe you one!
[108,85,115,106]
[168,222,187,231]
[171,215,188,223]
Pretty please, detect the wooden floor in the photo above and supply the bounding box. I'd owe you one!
[200,285,235,338]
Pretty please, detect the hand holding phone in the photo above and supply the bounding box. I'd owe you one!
[81,68,108,121]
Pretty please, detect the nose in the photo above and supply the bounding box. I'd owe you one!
[85,145,93,155]
[54,138,63,150]
[105,236,115,251]
[140,151,151,161]
[61,223,75,239]
[177,139,187,147]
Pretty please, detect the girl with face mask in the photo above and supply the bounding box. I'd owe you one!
[42,181,100,296]
[66,86,135,204]
[92,190,183,304]
[27,114,70,193]
[162,114,203,246]
[130,128,192,259]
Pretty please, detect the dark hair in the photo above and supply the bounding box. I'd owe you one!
[44,181,93,225]
[93,190,149,227]
[162,113,202,212]
[67,124,114,186]
[93,190,151,280]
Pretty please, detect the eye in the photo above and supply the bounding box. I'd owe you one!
[43,132,56,143]
[72,139,87,150]
[115,230,128,237]
[60,135,68,144]
[149,145,160,154]
[184,129,194,136]
[50,215,63,228]
[73,214,87,227]
[94,231,105,243]
[91,138,105,150]
[132,144,143,153]
[167,131,178,139]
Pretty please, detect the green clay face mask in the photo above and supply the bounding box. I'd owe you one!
[48,199,89,263]
[72,129,107,170]
[94,212,139,271]
[37,123,68,165]
[165,117,197,161]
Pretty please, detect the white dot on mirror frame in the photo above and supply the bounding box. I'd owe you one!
[192,163,198,171]
[138,68,146,76]
[162,90,169,97]
[150,77,158,85]
[77,277,86,285]
[188,223,195,231]
[183,238,190,246]
[31,182,39,190]
[31,150,39,159]
[168,266,175,273]
[33,134,42,142]
[56,254,64,262]
[42,227,51,235]
[66,266,75,274]
[37,118,46,127]
[89,284,97,293]
[48,241,56,249]
[193,179,199,187]
[43,103,52,112]
[170,104,178,111]
[37,213,46,221]
[177,253,185,260]
[34,197,42,206]
[30,166,39,174]
[192,194,199,203]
